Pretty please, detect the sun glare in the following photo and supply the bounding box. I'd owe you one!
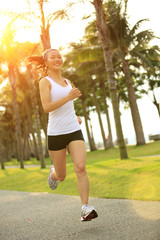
[0,0,159,49]
[0,16,10,37]
[0,0,27,31]
[0,0,94,49]
[0,0,41,43]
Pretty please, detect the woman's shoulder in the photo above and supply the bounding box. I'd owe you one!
[39,77,51,87]
[39,76,50,83]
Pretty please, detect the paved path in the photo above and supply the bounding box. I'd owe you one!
[0,191,160,240]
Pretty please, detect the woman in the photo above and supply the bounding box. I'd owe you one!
[32,48,98,222]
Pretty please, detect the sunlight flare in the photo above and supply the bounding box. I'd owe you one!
[130,174,160,220]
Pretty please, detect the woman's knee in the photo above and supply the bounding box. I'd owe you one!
[56,173,66,182]
[74,163,86,175]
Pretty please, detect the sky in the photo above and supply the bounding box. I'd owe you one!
[0,0,160,145]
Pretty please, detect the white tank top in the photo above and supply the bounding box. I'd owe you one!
[45,76,81,136]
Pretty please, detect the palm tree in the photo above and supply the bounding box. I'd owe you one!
[25,98,40,160]
[92,0,128,159]
[137,45,160,118]
[80,60,114,148]
[63,68,97,151]
[27,0,69,50]
[91,82,108,149]
[0,22,25,167]
[37,91,49,157]
[104,0,146,145]
[0,100,16,162]
[25,0,71,160]
[0,111,5,169]
[0,136,4,170]
[0,17,47,167]
[81,95,97,151]
[8,63,24,167]
[63,41,114,149]
[99,74,114,147]
[76,51,114,149]
[26,64,46,168]
[13,40,46,167]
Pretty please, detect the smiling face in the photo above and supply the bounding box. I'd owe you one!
[45,49,63,71]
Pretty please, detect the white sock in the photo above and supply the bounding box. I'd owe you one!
[82,204,88,208]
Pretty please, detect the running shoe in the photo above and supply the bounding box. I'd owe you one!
[48,165,58,190]
[81,204,98,222]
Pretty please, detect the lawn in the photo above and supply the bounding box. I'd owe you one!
[0,141,160,201]
[4,140,160,166]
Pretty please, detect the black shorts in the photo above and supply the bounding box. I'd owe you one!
[47,130,85,151]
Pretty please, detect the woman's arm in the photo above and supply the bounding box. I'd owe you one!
[39,78,81,113]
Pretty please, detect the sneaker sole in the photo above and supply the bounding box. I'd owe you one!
[48,166,58,190]
[48,177,58,190]
[81,210,98,222]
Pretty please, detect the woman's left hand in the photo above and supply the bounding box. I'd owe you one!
[77,116,82,125]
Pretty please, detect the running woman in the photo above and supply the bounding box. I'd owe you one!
[30,49,98,222]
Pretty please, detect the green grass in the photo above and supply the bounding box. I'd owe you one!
[4,140,160,166]
[4,157,52,166]
[0,141,160,201]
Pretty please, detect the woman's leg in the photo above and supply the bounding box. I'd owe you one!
[49,148,67,181]
[68,140,89,205]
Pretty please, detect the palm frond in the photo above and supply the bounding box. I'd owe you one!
[112,48,123,59]
[132,50,153,68]
[47,9,69,26]
[134,30,154,44]
[130,19,149,38]
[27,56,45,69]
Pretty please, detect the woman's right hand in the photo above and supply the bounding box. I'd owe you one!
[67,87,82,100]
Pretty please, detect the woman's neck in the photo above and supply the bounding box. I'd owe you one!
[48,69,62,81]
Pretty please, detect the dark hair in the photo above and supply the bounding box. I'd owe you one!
[27,48,59,69]
[27,55,47,79]
[27,55,45,68]
[27,49,60,80]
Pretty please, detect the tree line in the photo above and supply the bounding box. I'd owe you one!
[0,0,159,169]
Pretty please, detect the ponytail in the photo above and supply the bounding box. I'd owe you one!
[27,55,45,69]
[27,55,47,80]
[27,49,59,80]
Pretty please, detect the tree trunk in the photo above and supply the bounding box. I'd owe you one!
[152,90,160,118]
[8,63,24,168]
[11,132,18,158]
[23,117,31,160]
[39,104,49,158]
[5,137,12,162]
[39,1,51,50]
[81,98,97,151]
[25,100,40,160]
[0,129,5,169]
[34,103,45,167]
[8,125,14,160]
[122,58,145,145]
[91,86,108,149]
[27,66,45,168]
[88,118,97,149]
[32,132,40,160]
[41,24,51,50]
[100,78,114,148]
[22,100,31,160]
[93,0,128,159]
